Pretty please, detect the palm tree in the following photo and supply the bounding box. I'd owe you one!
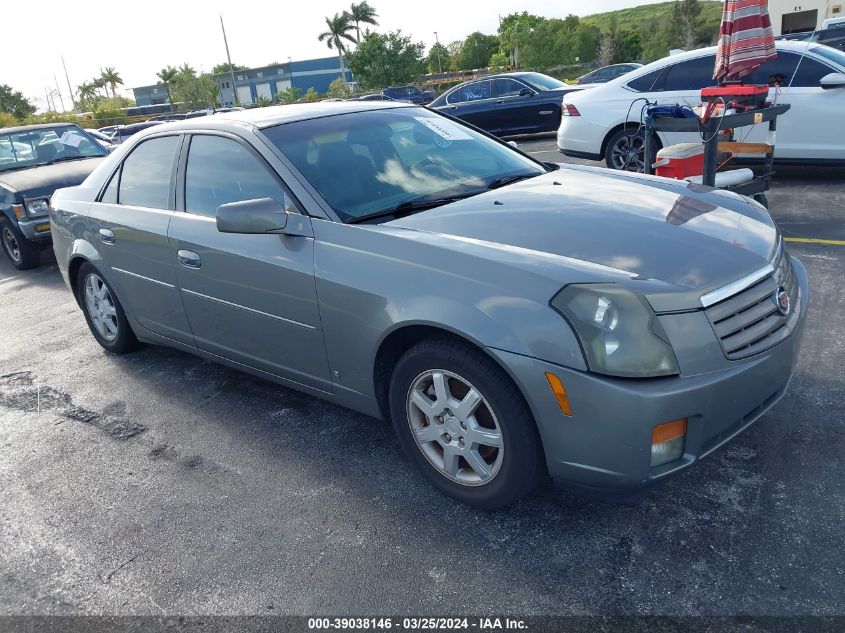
[91,77,107,98]
[100,67,123,99]
[77,82,98,110]
[346,1,379,44]
[179,63,197,78]
[318,13,356,82]
[156,66,179,106]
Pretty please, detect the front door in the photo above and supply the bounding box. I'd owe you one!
[168,133,331,392]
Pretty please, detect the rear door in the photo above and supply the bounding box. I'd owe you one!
[650,55,718,148]
[443,80,496,130]
[87,134,194,344]
[168,132,331,391]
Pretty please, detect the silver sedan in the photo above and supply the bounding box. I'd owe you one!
[49,102,808,508]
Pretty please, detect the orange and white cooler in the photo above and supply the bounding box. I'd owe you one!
[653,143,705,180]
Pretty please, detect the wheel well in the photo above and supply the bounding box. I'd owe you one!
[600,121,662,159]
[67,256,88,305]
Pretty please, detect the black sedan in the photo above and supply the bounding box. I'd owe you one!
[430,72,590,136]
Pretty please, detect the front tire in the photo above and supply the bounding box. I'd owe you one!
[1,217,40,270]
[77,262,139,355]
[389,337,544,509]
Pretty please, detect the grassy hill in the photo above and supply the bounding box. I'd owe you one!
[582,1,723,36]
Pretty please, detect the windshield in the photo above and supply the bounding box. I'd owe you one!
[811,44,845,67]
[0,125,105,173]
[262,108,546,222]
[520,72,567,91]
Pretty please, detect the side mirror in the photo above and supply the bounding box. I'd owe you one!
[507,140,519,148]
[820,72,845,90]
[216,198,289,234]
[519,87,535,97]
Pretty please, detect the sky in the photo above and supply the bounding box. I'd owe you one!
[3,0,667,111]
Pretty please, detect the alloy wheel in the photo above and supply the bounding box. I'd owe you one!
[2,227,21,263]
[84,273,119,342]
[610,134,646,172]
[406,369,504,486]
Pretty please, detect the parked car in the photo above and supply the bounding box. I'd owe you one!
[811,26,845,52]
[149,113,188,121]
[355,94,399,101]
[98,125,119,137]
[381,85,436,104]
[83,128,117,152]
[558,41,845,170]
[576,63,643,84]
[0,123,106,269]
[431,72,593,136]
[109,121,164,144]
[51,102,808,508]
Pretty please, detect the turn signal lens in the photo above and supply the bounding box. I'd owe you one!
[544,372,573,416]
[12,204,26,219]
[651,418,686,467]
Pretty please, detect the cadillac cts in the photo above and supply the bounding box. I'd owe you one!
[50,102,808,508]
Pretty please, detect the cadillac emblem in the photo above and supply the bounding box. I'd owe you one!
[774,286,790,316]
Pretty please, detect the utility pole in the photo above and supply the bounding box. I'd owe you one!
[53,75,66,112]
[434,31,443,74]
[44,88,53,112]
[61,56,74,110]
[220,14,239,106]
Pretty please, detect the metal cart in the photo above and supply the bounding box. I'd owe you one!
[643,103,790,207]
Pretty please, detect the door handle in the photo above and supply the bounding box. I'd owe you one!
[99,228,115,245]
[178,250,201,269]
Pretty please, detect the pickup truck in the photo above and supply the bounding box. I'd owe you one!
[1,123,105,269]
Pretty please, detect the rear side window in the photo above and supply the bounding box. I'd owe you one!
[627,68,665,92]
[184,135,296,218]
[791,56,837,86]
[661,56,718,91]
[118,136,180,209]
[454,80,492,103]
[100,169,119,203]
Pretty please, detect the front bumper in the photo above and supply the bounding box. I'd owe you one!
[488,257,809,496]
[16,214,52,243]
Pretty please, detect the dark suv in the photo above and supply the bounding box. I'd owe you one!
[382,85,436,104]
[1,123,105,269]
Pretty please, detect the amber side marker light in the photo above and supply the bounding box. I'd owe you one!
[12,204,26,220]
[544,372,573,416]
[651,418,687,467]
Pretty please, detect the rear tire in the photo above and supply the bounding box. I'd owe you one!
[604,127,657,172]
[1,217,40,270]
[389,337,544,509]
[77,262,139,355]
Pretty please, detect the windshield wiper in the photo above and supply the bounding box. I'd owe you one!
[486,172,543,190]
[45,155,95,165]
[347,193,478,224]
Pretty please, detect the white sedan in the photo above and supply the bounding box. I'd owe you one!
[557,41,845,171]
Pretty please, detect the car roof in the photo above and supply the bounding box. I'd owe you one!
[0,122,81,135]
[191,101,415,129]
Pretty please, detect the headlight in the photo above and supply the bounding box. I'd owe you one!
[25,198,50,216]
[551,283,679,378]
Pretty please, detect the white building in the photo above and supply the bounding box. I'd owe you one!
[768,0,842,34]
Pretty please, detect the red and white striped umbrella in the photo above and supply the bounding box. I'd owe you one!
[714,0,777,82]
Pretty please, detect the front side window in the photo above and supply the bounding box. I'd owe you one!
[184,135,296,217]
[494,78,527,97]
[262,108,546,222]
[118,136,180,209]
[661,55,718,91]
[790,55,837,86]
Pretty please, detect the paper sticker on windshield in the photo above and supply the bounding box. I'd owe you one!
[415,118,473,141]
[59,131,84,148]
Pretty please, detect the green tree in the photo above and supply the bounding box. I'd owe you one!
[156,66,179,106]
[346,1,379,44]
[212,62,248,74]
[318,13,357,82]
[346,31,425,90]
[668,0,703,49]
[171,72,219,110]
[179,63,197,78]
[91,78,107,98]
[327,77,352,98]
[641,30,670,62]
[426,42,450,73]
[613,30,642,63]
[0,85,35,120]
[76,82,98,111]
[100,67,123,99]
[302,87,320,102]
[275,87,302,103]
[255,95,272,107]
[498,12,544,69]
[457,32,499,70]
[446,41,463,71]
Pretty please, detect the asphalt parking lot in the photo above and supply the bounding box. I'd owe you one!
[1,142,843,618]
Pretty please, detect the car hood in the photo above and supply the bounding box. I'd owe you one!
[0,157,104,199]
[387,166,779,312]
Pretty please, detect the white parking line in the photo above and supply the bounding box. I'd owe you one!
[0,276,21,285]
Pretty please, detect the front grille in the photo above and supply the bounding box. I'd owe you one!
[705,246,799,360]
